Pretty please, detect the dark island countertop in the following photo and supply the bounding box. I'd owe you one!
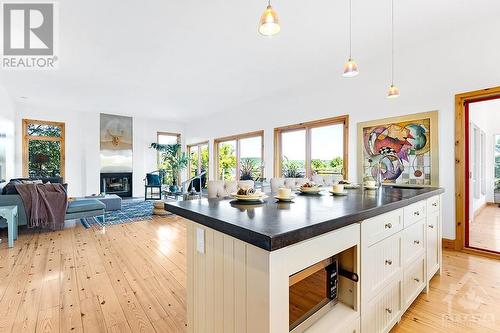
[165,186,444,251]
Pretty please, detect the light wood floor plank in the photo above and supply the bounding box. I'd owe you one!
[0,215,498,333]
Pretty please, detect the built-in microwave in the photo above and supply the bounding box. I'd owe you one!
[289,256,339,332]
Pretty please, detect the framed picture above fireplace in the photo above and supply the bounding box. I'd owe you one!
[100,113,133,173]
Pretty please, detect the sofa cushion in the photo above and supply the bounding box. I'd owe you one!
[2,178,68,195]
[2,180,22,195]
[67,199,105,214]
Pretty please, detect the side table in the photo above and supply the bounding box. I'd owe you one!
[0,205,18,248]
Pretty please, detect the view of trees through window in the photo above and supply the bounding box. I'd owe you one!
[218,140,237,181]
[23,120,65,179]
[281,130,306,178]
[157,132,180,184]
[278,119,346,178]
[189,143,209,188]
[217,133,263,181]
[310,124,344,176]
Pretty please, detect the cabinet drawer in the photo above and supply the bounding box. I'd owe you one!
[402,219,425,266]
[403,201,426,228]
[403,256,425,309]
[363,232,402,300]
[427,195,440,214]
[362,278,402,333]
[363,209,403,247]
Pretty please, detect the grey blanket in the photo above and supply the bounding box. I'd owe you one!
[15,183,67,230]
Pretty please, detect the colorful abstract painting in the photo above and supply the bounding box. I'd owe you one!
[358,111,439,186]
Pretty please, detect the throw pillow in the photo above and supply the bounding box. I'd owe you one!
[146,173,161,186]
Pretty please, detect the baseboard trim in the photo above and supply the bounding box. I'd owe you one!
[473,202,487,218]
[442,238,455,250]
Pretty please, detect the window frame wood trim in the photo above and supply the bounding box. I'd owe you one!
[273,115,349,179]
[22,118,66,180]
[214,130,265,181]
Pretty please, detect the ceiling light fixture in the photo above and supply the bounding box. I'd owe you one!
[387,0,399,98]
[259,0,280,36]
[342,0,359,77]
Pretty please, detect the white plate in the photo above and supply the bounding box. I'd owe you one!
[298,187,321,194]
[329,191,348,196]
[274,195,295,202]
[231,192,264,199]
[364,185,379,190]
[233,195,268,202]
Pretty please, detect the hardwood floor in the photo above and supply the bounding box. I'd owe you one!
[0,216,498,332]
[470,205,500,252]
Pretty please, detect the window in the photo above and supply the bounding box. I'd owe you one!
[157,132,181,164]
[22,119,65,179]
[274,116,349,179]
[215,131,264,181]
[157,132,181,184]
[188,142,209,187]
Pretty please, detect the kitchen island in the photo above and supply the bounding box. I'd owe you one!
[166,186,444,333]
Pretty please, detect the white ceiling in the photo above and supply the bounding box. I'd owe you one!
[1,0,499,121]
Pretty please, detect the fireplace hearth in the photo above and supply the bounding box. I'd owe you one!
[100,172,132,197]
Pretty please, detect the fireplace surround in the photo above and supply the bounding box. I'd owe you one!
[100,172,132,197]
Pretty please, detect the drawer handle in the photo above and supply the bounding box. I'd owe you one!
[414,278,420,282]
[432,202,438,207]
[385,308,392,314]
[385,223,392,229]
[414,240,420,245]
[428,224,434,229]
[385,259,393,265]
[414,211,420,216]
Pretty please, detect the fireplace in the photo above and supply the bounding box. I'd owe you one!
[100,172,132,197]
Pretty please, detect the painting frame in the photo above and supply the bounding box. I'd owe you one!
[357,110,439,187]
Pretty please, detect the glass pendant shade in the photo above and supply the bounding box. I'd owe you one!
[259,5,280,36]
[386,84,400,99]
[342,58,359,77]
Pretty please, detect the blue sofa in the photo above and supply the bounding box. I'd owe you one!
[0,177,105,227]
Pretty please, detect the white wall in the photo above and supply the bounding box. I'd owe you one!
[14,103,185,197]
[0,86,16,181]
[186,18,500,240]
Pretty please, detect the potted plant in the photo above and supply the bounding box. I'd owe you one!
[240,158,258,180]
[150,143,188,192]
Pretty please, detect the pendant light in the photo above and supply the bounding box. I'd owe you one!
[259,0,280,36]
[387,0,399,98]
[342,0,359,77]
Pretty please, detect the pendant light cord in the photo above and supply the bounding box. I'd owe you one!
[391,0,394,85]
[348,0,352,58]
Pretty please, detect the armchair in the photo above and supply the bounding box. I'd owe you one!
[144,170,163,200]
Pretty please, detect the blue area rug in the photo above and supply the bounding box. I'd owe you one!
[80,200,171,228]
